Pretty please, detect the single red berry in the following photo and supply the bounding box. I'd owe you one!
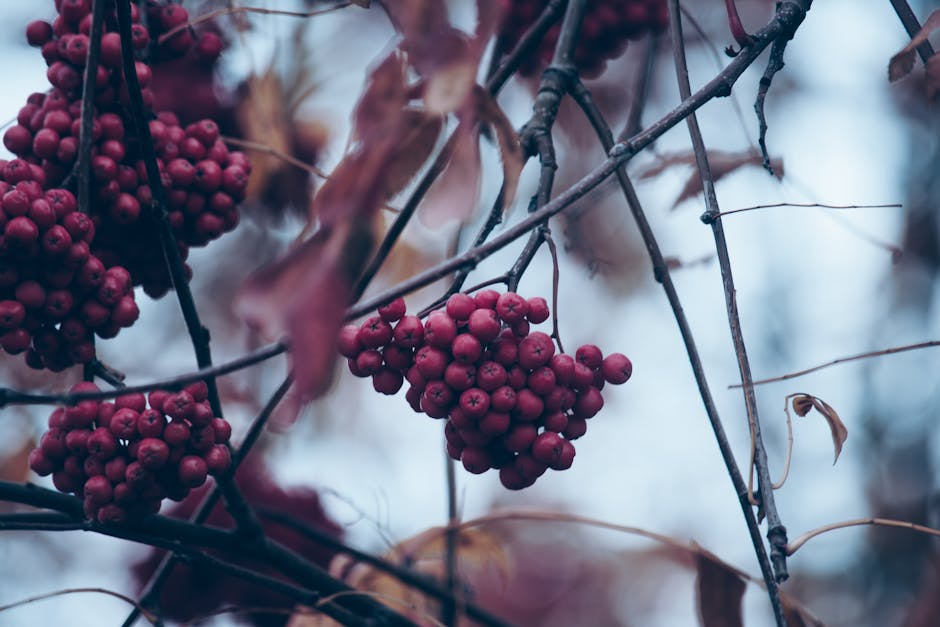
[451,333,483,364]
[572,362,595,390]
[514,389,544,421]
[392,315,424,348]
[355,349,384,375]
[518,332,555,370]
[378,297,407,323]
[467,308,500,343]
[602,352,632,384]
[40,428,68,459]
[496,292,529,324]
[444,362,476,391]
[210,417,232,443]
[163,420,191,447]
[527,367,557,396]
[137,438,170,470]
[415,345,448,380]
[104,457,127,483]
[26,20,54,46]
[83,475,113,506]
[359,316,393,348]
[461,447,491,474]
[65,428,92,456]
[372,368,404,395]
[563,417,588,440]
[445,293,476,321]
[531,431,566,466]
[525,297,550,324]
[137,409,166,438]
[424,311,457,348]
[86,427,118,460]
[499,464,535,490]
[110,297,139,328]
[502,423,537,453]
[476,361,507,392]
[163,391,194,420]
[382,343,414,372]
[204,444,231,475]
[178,455,209,488]
[109,408,139,439]
[459,388,490,419]
[575,344,604,369]
[515,454,548,481]
[489,385,517,413]
[28,449,55,476]
[473,289,500,310]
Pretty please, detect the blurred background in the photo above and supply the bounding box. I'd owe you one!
[0,0,936,625]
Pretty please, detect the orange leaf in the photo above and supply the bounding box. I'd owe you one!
[810,396,848,465]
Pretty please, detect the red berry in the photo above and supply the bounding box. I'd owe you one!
[499,464,535,490]
[527,366,556,396]
[137,409,166,438]
[26,20,54,46]
[137,438,170,470]
[392,315,424,348]
[378,297,407,322]
[459,388,490,419]
[110,408,138,439]
[359,316,393,348]
[514,389,544,421]
[372,368,404,395]
[163,420,191,447]
[461,447,491,474]
[479,411,511,436]
[204,444,231,475]
[84,475,113,506]
[502,423,537,453]
[602,352,633,384]
[490,385,517,413]
[575,344,604,369]
[451,333,483,364]
[531,431,566,466]
[29,449,55,476]
[86,427,118,460]
[525,297,550,323]
[563,417,588,440]
[445,293,476,321]
[467,308,500,343]
[424,311,457,348]
[473,289,500,310]
[178,455,208,488]
[495,292,528,324]
[518,332,555,370]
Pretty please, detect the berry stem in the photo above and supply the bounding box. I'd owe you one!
[115,0,264,543]
[668,0,789,613]
[724,0,754,51]
[120,375,294,627]
[114,0,221,417]
[73,0,107,214]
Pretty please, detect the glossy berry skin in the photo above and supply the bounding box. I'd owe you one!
[340,291,632,490]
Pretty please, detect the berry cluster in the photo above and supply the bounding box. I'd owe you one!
[28,381,233,523]
[6,0,249,298]
[498,0,669,78]
[339,291,632,490]
[0,159,138,370]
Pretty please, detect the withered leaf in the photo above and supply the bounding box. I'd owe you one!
[475,86,523,209]
[635,150,783,209]
[926,54,940,100]
[811,396,848,465]
[888,10,940,82]
[352,52,408,146]
[236,221,373,401]
[791,393,814,417]
[418,121,482,227]
[326,526,509,624]
[0,437,34,484]
[695,547,746,627]
[779,589,827,627]
[382,110,444,199]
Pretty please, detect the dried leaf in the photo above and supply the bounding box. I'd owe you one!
[475,87,523,209]
[418,122,482,227]
[236,222,373,401]
[926,54,940,100]
[791,393,814,417]
[326,526,509,624]
[1,437,34,483]
[888,10,940,82]
[353,53,408,145]
[779,590,827,627]
[425,59,478,114]
[236,69,294,204]
[382,111,443,198]
[810,396,848,465]
[695,548,746,627]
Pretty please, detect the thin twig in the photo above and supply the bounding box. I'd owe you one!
[716,201,902,218]
[668,0,790,601]
[221,135,329,178]
[442,448,459,626]
[620,32,660,142]
[157,2,354,44]
[786,517,940,555]
[567,74,786,627]
[731,340,940,388]
[120,376,293,627]
[0,588,159,624]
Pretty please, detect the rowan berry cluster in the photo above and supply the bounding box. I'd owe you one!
[6,0,249,298]
[29,381,233,523]
[339,290,632,490]
[0,159,138,370]
[498,0,669,77]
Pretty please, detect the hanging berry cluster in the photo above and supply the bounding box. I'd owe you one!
[498,0,669,78]
[339,290,633,490]
[6,0,249,300]
[29,381,233,523]
[0,160,138,370]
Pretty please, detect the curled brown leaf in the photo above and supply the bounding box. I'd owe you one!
[888,10,940,83]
